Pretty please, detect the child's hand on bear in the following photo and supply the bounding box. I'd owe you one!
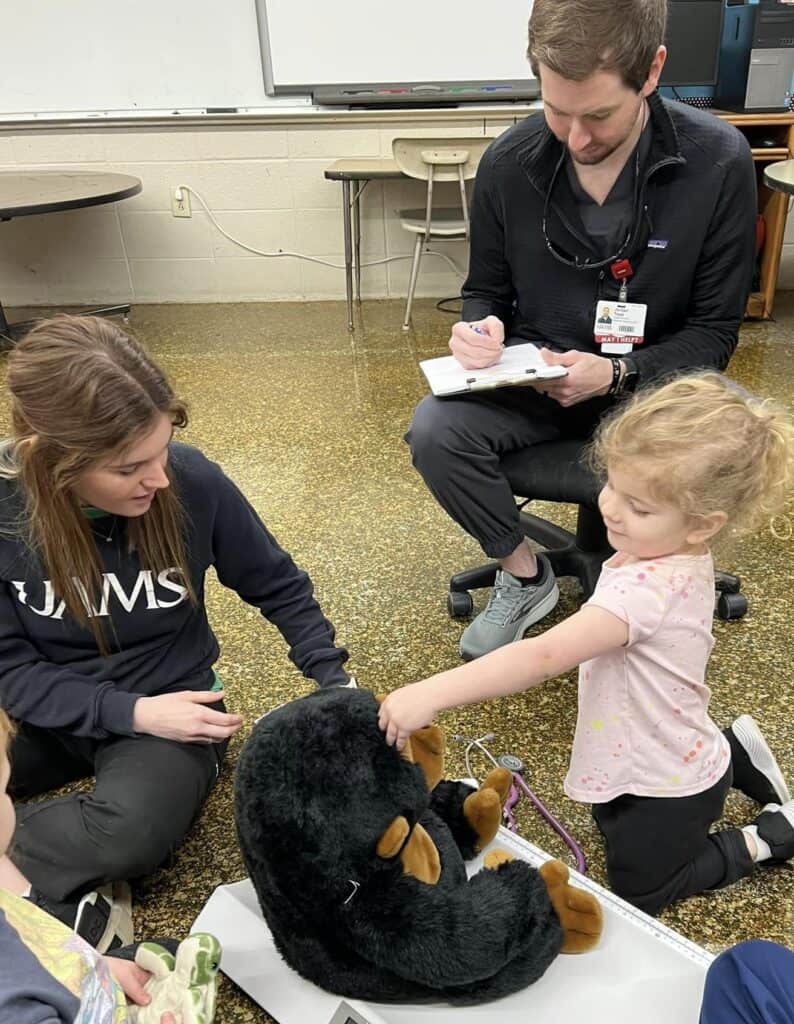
[378,685,438,751]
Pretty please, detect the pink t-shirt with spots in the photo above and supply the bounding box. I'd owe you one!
[564,551,730,803]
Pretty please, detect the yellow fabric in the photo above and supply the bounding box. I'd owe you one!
[0,889,129,1022]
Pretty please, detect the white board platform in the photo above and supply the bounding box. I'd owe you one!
[192,828,713,1024]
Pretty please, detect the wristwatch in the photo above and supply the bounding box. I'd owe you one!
[617,355,639,395]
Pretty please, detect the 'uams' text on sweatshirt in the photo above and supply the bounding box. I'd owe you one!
[0,444,349,739]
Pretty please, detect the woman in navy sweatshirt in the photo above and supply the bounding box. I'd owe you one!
[0,314,351,938]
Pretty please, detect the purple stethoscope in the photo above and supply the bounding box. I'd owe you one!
[453,732,587,875]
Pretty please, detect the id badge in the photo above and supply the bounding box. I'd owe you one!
[594,300,647,355]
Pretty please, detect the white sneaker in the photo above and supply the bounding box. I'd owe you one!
[74,881,133,953]
[726,715,790,806]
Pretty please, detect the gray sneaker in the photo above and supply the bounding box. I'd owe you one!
[459,554,559,661]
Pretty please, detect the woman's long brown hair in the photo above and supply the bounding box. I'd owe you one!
[3,314,196,653]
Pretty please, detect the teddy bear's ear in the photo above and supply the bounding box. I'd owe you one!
[399,736,415,764]
[407,725,445,791]
[376,816,409,859]
[375,695,443,790]
[375,816,441,886]
[399,822,441,885]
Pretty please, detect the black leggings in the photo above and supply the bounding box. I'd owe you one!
[9,720,227,902]
[592,766,754,917]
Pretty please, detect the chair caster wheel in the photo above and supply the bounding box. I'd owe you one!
[448,590,474,619]
[717,592,748,621]
[715,572,741,595]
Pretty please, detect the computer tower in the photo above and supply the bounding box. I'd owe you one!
[714,0,794,112]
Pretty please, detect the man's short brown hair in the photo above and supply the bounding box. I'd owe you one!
[527,0,667,92]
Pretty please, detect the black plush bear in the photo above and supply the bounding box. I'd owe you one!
[234,688,602,1005]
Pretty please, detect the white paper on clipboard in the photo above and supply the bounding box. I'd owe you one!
[192,828,712,1024]
[420,343,567,397]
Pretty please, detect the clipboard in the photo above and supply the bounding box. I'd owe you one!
[420,343,567,397]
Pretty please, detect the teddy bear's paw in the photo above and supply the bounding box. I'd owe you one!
[464,787,503,850]
[480,766,512,804]
[538,859,603,954]
[484,849,514,870]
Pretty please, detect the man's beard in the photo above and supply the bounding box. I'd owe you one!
[570,102,645,167]
[570,140,625,166]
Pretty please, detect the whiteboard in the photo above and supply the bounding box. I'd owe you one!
[0,0,270,116]
[193,829,712,1024]
[262,0,537,92]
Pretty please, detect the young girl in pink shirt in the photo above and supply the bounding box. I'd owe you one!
[379,373,794,916]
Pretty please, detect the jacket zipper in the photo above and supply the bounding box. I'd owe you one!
[591,154,677,310]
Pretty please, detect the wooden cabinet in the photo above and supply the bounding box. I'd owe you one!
[715,111,794,319]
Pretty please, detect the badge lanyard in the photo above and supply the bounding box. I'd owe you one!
[595,257,646,354]
[611,257,633,302]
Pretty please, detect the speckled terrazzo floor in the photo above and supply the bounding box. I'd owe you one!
[1,297,793,1022]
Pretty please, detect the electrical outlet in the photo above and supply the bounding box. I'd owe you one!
[171,187,191,218]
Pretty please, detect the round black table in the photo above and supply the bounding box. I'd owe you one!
[0,170,142,342]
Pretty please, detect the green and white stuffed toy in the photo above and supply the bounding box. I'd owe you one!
[128,933,221,1024]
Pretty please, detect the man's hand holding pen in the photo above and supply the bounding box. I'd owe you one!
[449,316,505,369]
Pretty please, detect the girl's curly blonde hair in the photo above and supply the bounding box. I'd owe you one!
[590,373,794,537]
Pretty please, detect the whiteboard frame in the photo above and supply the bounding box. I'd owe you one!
[257,0,538,101]
[0,0,272,119]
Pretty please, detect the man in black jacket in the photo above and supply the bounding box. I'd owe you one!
[407,0,756,660]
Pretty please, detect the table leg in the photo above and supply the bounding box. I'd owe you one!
[342,179,354,331]
[352,179,362,305]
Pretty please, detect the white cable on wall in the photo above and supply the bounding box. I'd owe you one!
[176,183,467,279]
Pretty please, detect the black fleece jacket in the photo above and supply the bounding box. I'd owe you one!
[462,93,756,386]
[0,443,349,739]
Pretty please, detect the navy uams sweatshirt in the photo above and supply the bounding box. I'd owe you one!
[0,443,349,739]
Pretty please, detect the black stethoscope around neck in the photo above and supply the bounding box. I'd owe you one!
[540,104,647,273]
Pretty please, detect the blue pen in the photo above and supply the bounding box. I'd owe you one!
[470,324,487,335]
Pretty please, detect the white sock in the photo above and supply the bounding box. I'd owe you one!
[743,801,794,862]
[743,824,773,863]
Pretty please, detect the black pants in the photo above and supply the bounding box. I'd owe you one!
[406,382,610,559]
[8,720,228,903]
[592,766,754,917]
